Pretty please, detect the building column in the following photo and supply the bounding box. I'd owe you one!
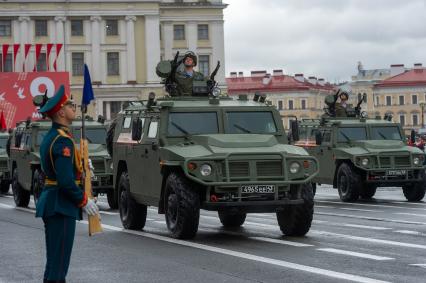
[106,101,111,120]
[18,16,30,72]
[90,16,102,83]
[125,15,137,84]
[162,21,173,60]
[187,21,197,52]
[144,15,161,83]
[54,16,66,71]
[210,20,226,85]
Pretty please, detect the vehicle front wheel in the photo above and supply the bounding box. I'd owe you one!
[118,171,147,230]
[360,185,377,199]
[12,168,30,207]
[107,189,119,209]
[402,172,426,202]
[32,169,44,206]
[218,211,246,227]
[337,163,361,202]
[0,179,10,194]
[311,183,317,196]
[165,172,200,239]
[276,183,314,236]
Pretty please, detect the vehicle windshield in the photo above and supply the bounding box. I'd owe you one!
[167,112,219,136]
[337,127,367,142]
[73,128,107,144]
[0,137,7,148]
[299,126,319,140]
[226,111,277,134]
[37,130,48,146]
[371,126,402,140]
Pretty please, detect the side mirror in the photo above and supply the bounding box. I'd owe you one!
[315,131,323,145]
[290,120,299,142]
[131,118,143,141]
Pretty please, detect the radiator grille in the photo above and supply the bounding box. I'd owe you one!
[257,161,282,176]
[394,156,410,167]
[379,157,391,168]
[228,162,249,177]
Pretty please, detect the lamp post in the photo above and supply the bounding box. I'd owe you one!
[420,102,425,129]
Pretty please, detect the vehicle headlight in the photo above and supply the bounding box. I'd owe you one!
[212,87,221,97]
[413,157,420,165]
[361,158,369,166]
[289,162,300,174]
[200,164,212,176]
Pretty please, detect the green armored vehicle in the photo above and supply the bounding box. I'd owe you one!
[0,130,12,194]
[8,118,116,208]
[110,93,319,239]
[294,93,426,202]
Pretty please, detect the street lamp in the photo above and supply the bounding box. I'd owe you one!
[420,102,425,129]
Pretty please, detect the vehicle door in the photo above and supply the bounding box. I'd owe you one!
[313,128,335,184]
[16,130,33,191]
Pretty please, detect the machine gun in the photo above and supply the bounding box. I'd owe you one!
[354,93,367,116]
[163,51,183,96]
[323,89,341,117]
[206,61,221,93]
[32,90,49,119]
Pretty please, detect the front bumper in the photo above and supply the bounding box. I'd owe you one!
[92,174,113,193]
[365,169,424,186]
[202,199,304,213]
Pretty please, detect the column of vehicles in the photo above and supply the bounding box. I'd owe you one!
[3,116,117,209]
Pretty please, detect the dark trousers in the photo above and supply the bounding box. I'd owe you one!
[42,214,76,281]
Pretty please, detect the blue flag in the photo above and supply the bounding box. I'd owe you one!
[82,64,94,106]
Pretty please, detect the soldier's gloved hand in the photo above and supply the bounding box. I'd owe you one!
[84,198,99,216]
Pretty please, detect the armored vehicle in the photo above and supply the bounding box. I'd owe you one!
[293,93,426,202]
[8,118,116,208]
[0,130,11,194]
[110,93,319,239]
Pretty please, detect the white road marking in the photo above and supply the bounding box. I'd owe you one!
[250,237,314,247]
[99,211,119,216]
[343,224,391,231]
[86,222,390,283]
[317,248,394,261]
[146,218,155,221]
[0,195,13,199]
[314,205,336,209]
[394,230,422,235]
[316,200,426,211]
[394,212,426,217]
[340,208,383,213]
[391,201,426,206]
[244,221,278,229]
[312,220,328,224]
[312,230,426,250]
[409,264,426,268]
[154,220,166,225]
[316,212,426,225]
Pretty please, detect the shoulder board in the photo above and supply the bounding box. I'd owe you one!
[57,128,72,139]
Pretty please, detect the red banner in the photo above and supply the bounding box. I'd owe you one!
[13,44,20,72]
[34,44,43,72]
[46,43,54,71]
[23,44,32,72]
[2,44,10,71]
[53,44,63,71]
[0,72,70,128]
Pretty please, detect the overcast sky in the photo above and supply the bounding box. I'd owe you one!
[223,0,426,82]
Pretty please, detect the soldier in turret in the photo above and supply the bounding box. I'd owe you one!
[174,51,206,96]
[335,91,349,117]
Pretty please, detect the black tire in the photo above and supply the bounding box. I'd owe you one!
[360,184,377,199]
[336,163,361,202]
[0,179,10,194]
[32,169,44,206]
[107,189,119,209]
[402,172,426,201]
[311,183,317,196]
[276,183,314,236]
[118,171,147,230]
[12,168,30,207]
[218,211,246,227]
[164,172,200,239]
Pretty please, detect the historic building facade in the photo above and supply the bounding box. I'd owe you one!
[0,0,227,120]
[226,70,335,129]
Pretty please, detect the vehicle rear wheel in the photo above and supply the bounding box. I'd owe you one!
[276,183,314,236]
[107,189,118,209]
[402,172,426,202]
[32,169,44,206]
[218,211,246,227]
[360,185,377,199]
[0,179,10,194]
[118,171,147,230]
[12,168,30,207]
[165,172,200,239]
[337,163,361,202]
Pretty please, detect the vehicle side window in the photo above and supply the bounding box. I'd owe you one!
[25,134,32,149]
[123,116,132,129]
[19,133,27,149]
[147,121,159,139]
[14,130,23,147]
[322,130,331,143]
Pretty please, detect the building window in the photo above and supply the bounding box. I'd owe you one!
[301,100,306,109]
[35,20,48,36]
[278,100,283,110]
[0,20,11,36]
[386,96,392,106]
[110,101,122,119]
[399,115,405,126]
[71,20,84,36]
[107,52,119,76]
[413,114,418,126]
[36,53,47,71]
[288,100,294,110]
[412,95,418,104]
[375,96,379,106]
[106,19,118,36]
[198,55,209,77]
[399,96,404,105]
[197,24,209,40]
[72,52,84,76]
[173,25,185,40]
[0,54,13,72]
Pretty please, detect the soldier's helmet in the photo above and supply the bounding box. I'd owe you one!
[339,91,349,100]
[182,51,197,67]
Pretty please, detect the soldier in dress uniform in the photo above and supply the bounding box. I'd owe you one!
[174,51,206,96]
[35,85,99,283]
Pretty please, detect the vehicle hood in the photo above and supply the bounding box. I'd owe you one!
[337,140,423,155]
[163,134,309,159]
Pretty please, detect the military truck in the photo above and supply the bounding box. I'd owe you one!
[8,118,116,208]
[0,130,12,194]
[293,93,426,202]
[109,93,319,239]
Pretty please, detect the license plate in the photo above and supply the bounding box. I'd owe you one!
[241,185,275,194]
[386,170,407,176]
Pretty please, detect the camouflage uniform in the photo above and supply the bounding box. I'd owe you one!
[335,103,348,117]
[175,70,205,96]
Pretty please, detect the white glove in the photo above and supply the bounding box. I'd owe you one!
[84,198,99,216]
